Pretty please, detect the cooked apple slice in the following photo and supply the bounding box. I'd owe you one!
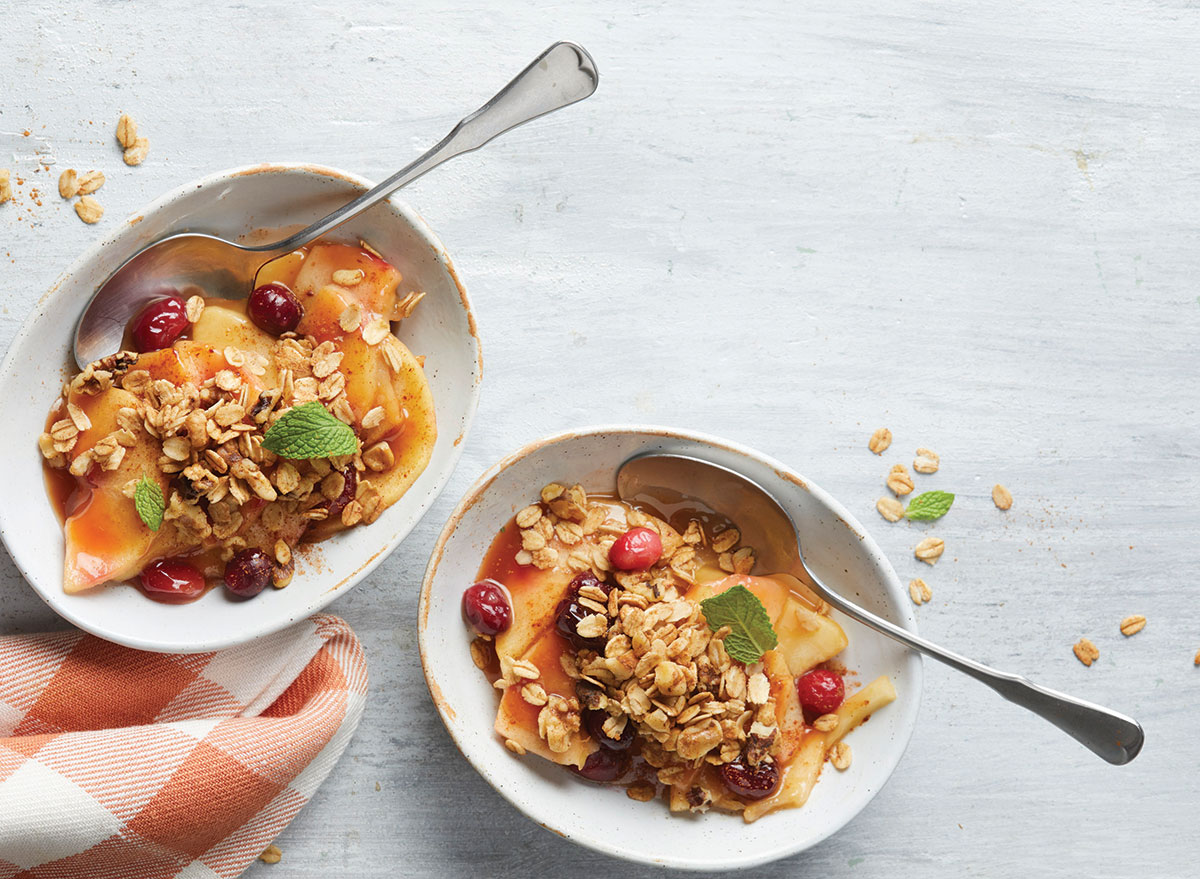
[61,343,269,593]
[292,242,403,319]
[190,300,279,382]
[493,629,596,768]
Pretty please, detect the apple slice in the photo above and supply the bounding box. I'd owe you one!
[292,243,403,320]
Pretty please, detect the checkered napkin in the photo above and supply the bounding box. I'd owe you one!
[0,614,367,879]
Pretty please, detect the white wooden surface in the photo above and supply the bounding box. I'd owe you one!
[1,2,1197,875]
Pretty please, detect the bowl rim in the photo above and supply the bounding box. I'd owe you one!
[0,162,482,652]
[418,424,924,870]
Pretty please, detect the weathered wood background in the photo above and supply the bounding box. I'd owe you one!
[1,2,1196,876]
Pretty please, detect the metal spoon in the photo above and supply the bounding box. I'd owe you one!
[72,41,599,368]
[617,452,1145,765]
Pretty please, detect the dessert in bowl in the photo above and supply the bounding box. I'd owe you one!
[419,427,922,869]
[0,164,481,652]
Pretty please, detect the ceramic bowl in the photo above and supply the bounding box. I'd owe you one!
[0,163,481,652]
[419,426,923,870]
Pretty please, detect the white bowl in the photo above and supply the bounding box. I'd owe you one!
[0,163,481,653]
[419,426,923,870]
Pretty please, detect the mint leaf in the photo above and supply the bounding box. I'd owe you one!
[700,584,778,664]
[134,476,164,531]
[905,490,955,521]
[261,401,358,458]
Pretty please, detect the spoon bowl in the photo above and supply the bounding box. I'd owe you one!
[617,452,1145,765]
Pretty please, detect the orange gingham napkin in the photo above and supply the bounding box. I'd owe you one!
[0,614,367,879]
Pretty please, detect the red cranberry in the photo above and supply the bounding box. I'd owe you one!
[796,669,845,717]
[571,748,630,783]
[568,570,612,596]
[554,594,606,652]
[223,548,273,598]
[139,558,206,603]
[247,282,303,335]
[608,526,662,571]
[583,709,634,751]
[462,579,512,635]
[719,756,780,800]
[131,295,189,352]
[324,467,357,517]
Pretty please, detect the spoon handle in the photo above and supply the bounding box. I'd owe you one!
[800,567,1145,765]
[248,41,598,256]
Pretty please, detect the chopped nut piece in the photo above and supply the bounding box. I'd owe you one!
[913,536,944,564]
[868,427,892,454]
[76,170,105,195]
[504,738,526,756]
[116,114,138,148]
[75,196,104,224]
[259,844,282,864]
[185,295,205,323]
[813,713,839,732]
[58,169,79,198]
[908,578,932,605]
[887,464,914,496]
[992,483,1013,510]
[711,528,740,554]
[626,781,657,802]
[332,268,365,286]
[829,741,852,770]
[1073,638,1100,666]
[123,136,150,166]
[1119,615,1146,637]
[876,496,904,522]
[469,637,491,671]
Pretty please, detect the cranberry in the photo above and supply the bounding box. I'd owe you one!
[139,558,206,603]
[223,548,273,598]
[555,594,606,652]
[567,570,611,596]
[324,467,357,517]
[719,756,780,800]
[462,579,512,635]
[131,295,189,352]
[608,526,662,571]
[796,669,845,716]
[583,709,634,751]
[571,748,630,783]
[247,282,303,335]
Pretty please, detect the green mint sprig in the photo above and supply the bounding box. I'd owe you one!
[134,475,164,531]
[261,401,358,459]
[700,584,778,664]
[905,490,955,521]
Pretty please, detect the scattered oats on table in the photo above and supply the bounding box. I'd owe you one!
[258,844,282,864]
[1119,615,1146,637]
[913,447,940,474]
[74,196,104,224]
[913,536,944,564]
[887,463,914,496]
[1073,638,1100,667]
[58,169,79,198]
[123,136,150,166]
[868,427,892,454]
[76,170,105,195]
[116,113,138,149]
[876,496,904,522]
[0,169,11,204]
[908,578,932,605]
[992,483,1013,510]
